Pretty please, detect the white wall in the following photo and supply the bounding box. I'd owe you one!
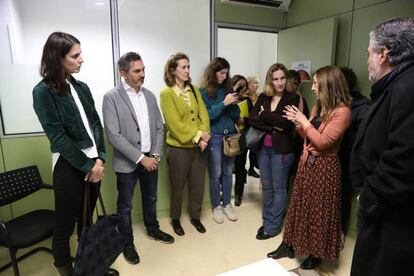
[118,0,210,96]
[217,28,278,91]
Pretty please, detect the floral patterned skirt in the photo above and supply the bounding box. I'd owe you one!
[283,155,343,260]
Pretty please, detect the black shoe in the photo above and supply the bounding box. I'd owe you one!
[123,243,140,264]
[235,195,242,207]
[56,262,73,276]
[148,229,175,244]
[300,255,322,270]
[172,219,185,236]
[104,268,119,276]
[256,227,279,240]
[190,219,206,233]
[248,168,260,178]
[267,242,294,259]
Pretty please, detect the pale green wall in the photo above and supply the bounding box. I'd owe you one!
[215,0,284,28]
[286,0,414,95]
[278,17,337,76]
[278,17,338,109]
[287,0,354,27]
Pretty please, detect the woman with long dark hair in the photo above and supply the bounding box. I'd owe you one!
[199,57,240,224]
[33,32,116,276]
[268,65,351,270]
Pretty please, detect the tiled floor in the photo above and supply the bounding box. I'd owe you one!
[0,175,355,276]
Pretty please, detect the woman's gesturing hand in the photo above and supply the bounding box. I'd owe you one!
[283,105,310,129]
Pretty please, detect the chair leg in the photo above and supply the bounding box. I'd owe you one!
[0,247,52,276]
[7,247,19,276]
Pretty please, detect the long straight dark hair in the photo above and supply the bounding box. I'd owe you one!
[40,32,80,95]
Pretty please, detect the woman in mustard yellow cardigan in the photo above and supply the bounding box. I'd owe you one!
[160,52,210,236]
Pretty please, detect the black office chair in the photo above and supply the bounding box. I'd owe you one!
[0,165,55,276]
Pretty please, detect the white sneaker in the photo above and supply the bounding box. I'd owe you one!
[213,206,224,224]
[223,203,238,221]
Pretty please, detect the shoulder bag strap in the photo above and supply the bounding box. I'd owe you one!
[96,188,107,216]
[82,182,92,227]
[189,84,198,104]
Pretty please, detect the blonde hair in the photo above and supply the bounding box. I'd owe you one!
[263,63,288,97]
[314,65,352,121]
[247,76,259,86]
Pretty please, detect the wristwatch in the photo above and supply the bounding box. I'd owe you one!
[152,154,161,162]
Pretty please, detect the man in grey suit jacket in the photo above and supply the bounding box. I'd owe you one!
[103,52,174,266]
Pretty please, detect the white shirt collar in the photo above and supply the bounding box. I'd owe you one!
[122,79,143,95]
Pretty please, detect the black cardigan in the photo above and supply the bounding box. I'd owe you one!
[249,92,299,153]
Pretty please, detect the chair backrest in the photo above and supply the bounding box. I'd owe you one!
[0,166,44,206]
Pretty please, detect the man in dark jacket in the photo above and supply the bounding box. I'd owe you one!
[350,17,414,276]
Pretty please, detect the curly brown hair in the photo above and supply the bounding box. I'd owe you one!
[200,57,232,97]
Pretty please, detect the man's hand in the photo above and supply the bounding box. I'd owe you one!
[140,156,158,171]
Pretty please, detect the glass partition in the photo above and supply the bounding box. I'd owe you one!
[0,0,113,135]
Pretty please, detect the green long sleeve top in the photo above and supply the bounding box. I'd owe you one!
[160,84,210,148]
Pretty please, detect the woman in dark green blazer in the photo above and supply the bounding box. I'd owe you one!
[32,32,111,276]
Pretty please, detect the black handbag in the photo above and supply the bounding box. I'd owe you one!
[245,127,266,152]
[73,183,124,276]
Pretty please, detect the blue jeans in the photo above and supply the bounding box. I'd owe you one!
[258,146,294,235]
[116,164,159,245]
[208,134,235,208]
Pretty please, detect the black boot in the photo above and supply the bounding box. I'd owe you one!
[56,262,73,276]
[104,268,120,276]
[267,241,294,259]
[300,255,322,270]
[235,195,242,206]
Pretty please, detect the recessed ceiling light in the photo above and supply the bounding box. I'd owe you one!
[95,2,105,6]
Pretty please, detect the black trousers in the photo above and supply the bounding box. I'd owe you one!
[52,156,99,267]
[249,150,259,170]
[234,148,248,197]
